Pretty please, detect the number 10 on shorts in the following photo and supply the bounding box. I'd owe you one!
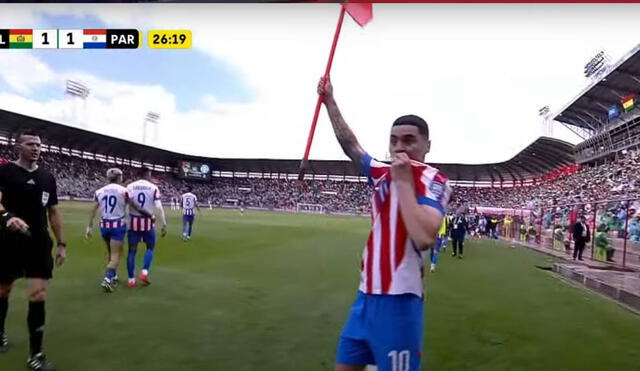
[388,350,410,371]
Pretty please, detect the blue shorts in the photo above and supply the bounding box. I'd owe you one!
[127,229,156,248]
[100,225,127,242]
[336,291,424,370]
[183,214,195,223]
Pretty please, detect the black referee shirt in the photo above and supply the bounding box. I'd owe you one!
[0,162,58,236]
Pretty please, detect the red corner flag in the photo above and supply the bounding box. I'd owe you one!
[343,3,373,27]
[298,3,374,180]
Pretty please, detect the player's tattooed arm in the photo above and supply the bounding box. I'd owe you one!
[318,78,365,165]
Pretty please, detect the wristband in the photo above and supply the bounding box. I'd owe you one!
[57,242,67,248]
[0,211,15,226]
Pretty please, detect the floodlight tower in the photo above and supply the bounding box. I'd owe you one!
[65,80,90,128]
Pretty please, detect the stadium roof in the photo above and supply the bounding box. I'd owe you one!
[0,109,197,165]
[0,109,574,182]
[554,44,640,133]
[433,137,575,182]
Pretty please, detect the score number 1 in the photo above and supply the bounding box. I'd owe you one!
[33,30,58,49]
[58,29,83,49]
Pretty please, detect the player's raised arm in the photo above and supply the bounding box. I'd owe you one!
[318,78,366,165]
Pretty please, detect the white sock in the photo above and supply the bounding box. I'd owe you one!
[142,269,149,276]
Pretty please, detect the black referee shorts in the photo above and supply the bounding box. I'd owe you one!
[0,230,54,284]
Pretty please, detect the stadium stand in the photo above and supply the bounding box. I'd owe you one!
[0,109,576,212]
[1,108,638,215]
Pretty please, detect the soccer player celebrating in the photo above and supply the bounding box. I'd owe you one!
[126,168,167,287]
[0,131,66,371]
[86,168,151,292]
[318,79,451,371]
[181,186,200,241]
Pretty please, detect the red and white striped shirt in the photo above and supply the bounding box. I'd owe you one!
[100,219,125,229]
[129,215,154,232]
[359,153,452,297]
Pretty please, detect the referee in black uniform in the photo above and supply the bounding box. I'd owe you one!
[0,130,66,371]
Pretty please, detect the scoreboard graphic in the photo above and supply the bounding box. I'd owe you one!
[0,29,191,49]
[179,161,211,181]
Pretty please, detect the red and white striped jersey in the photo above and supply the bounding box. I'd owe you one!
[129,215,154,232]
[100,219,125,229]
[358,153,452,297]
[181,192,198,216]
[94,183,130,226]
[127,179,161,232]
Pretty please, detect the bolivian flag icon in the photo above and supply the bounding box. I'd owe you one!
[10,29,32,49]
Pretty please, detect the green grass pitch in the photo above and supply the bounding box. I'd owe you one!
[1,202,639,370]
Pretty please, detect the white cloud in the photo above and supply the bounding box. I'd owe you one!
[0,53,56,94]
[0,69,177,142]
[1,3,640,164]
[0,93,70,121]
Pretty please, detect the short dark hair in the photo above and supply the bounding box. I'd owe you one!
[392,115,429,138]
[140,167,152,178]
[15,130,40,143]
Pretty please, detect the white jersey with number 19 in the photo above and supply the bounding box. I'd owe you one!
[94,183,130,228]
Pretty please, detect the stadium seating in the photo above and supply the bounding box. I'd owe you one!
[450,149,640,210]
[2,143,640,218]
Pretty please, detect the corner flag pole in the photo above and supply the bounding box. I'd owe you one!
[298,6,346,181]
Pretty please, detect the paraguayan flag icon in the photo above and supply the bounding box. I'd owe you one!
[83,29,107,49]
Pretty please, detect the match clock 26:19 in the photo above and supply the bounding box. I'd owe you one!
[148,30,191,49]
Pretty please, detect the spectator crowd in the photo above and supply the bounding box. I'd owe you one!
[3,143,640,219]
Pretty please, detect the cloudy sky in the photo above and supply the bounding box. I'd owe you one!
[0,3,639,164]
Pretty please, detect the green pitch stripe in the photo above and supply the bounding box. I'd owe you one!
[9,42,32,49]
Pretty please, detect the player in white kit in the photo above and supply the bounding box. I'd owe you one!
[86,168,151,292]
[126,168,167,287]
[181,187,200,241]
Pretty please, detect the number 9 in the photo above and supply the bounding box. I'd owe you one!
[138,193,146,208]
